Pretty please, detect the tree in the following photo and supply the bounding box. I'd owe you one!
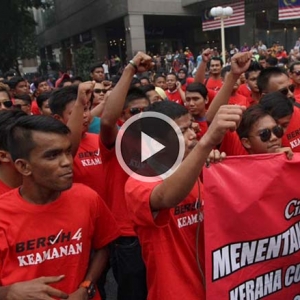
[74,46,95,81]
[0,0,51,74]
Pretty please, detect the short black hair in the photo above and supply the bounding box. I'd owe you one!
[139,76,150,84]
[289,61,300,73]
[259,91,294,120]
[257,67,288,93]
[7,115,70,161]
[14,94,32,105]
[245,61,264,79]
[221,66,231,78]
[90,62,104,73]
[166,73,178,80]
[266,56,278,67]
[58,78,72,88]
[145,100,188,120]
[0,110,26,151]
[154,74,165,82]
[49,85,78,116]
[72,76,83,83]
[36,91,52,109]
[8,76,26,89]
[208,57,224,68]
[237,105,270,140]
[130,77,141,87]
[124,87,149,109]
[186,82,208,99]
[140,84,155,94]
[33,77,48,89]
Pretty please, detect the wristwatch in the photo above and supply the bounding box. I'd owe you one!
[79,280,96,299]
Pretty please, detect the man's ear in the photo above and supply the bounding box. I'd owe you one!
[53,114,62,121]
[241,137,251,150]
[14,159,32,176]
[0,150,11,163]
[205,96,209,104]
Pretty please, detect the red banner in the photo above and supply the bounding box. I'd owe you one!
[204,153,300,300]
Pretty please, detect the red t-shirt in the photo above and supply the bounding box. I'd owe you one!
[99,138,136,236]
[282,106,300,152]
[73,133,105,198]
[31,100,41,115]
[246,95,259,106]
[205,77,223,91]
[293,86,300,99]
[237,83,251,98]
[228,93,249,107]
[0,184,119,299]
[125,179,205,300]
[165,89,184,105]
[219,131,249,156]
[0,180,12,195]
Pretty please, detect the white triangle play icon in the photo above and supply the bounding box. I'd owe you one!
[141,132,165,162]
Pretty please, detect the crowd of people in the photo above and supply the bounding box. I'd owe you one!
[0,41,299,300]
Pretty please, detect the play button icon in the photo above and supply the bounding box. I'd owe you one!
[116,111,185,182]
[141,132,165,162]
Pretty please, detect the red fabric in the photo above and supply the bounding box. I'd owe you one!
[228,93,249,107]
[31,100,41,115]
[0,184,119,299]
[205,77,223,91]
[99,137,136,236]
[203,154,300,299]
[246,95,259,106]
[219,131,249,156]
[73,133,105,198]
[237,83,251,98]
[165,89,184,105]
[282,106,300,152]
[55,74,70,88]
[206,89,217,109]
[194,119,208,140]
[125,178,206,300]
[0,180,12,195]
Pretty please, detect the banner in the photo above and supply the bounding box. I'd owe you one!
[278,0,300,21]
[202,1,245,32]
[204,153,300,300]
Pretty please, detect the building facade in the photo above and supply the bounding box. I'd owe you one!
[35,0,300,70]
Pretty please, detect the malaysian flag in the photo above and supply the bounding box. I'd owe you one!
[202,2,245,32]
[278,0,300,21]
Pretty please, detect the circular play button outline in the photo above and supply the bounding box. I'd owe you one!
[115,111,185,182]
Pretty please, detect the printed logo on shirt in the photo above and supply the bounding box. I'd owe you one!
[78,149,102,166]
[15,228,83,267]
[174,199,204,229]
[286,128,300,149]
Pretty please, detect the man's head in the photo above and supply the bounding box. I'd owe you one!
[140,76,150,86]
[259,91,294,130]
[36,91,52,116]
[7,115,73,192]
[209,57,223,76]
[49,85,91,134]
[245,62,264,93]
[257,67,293,98]
[140,84,162,104]
[34,78,50,96]
[166,73,177,91]
[237,105,284,154]
[121,87,150,122]
[8,76,29,96]
[266,56,278,68]
[14,94,32,115]
[146,101,196,159]
[289,62,300,86]
[91,82,107,107]
[177,69,187,80]
[185,83,208,118]
[154,74,166,90]
[0,83,13,111]
[90,63,105,83]
[258,55,267,69]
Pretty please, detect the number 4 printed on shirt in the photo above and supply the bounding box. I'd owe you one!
[72,228,82,241]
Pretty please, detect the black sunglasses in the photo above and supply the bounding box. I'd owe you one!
[93,89,107,94]
[2,100,13,108]
[250,125,284,142]
[125,107,146,115]
[293,71,300,76]
[278,85,295,96]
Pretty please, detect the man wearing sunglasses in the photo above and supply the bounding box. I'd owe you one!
[0,84,14,111]
[100,51,153,300]
[289,62,300,100]
[237,104,292,158]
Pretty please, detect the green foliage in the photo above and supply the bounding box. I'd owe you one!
[0,0,50,73]
[74,46,95,81]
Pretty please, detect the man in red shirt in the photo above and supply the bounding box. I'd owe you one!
[165,73,185,105]
[125,101,244,300]
[205,57,223,91]
[100,52,153,300]
[289,62,300,100]
[0,115,119,300]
